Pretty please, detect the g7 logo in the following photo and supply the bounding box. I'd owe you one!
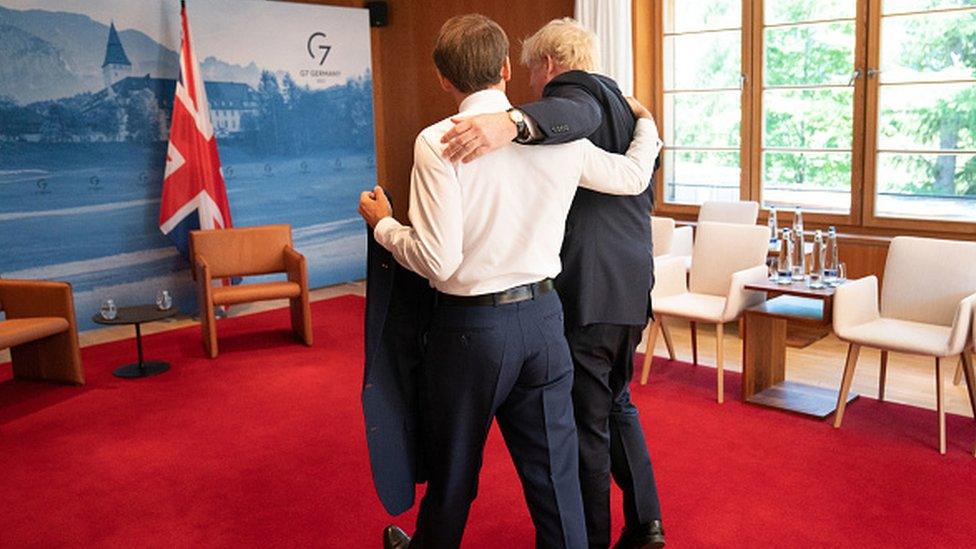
[307,32,332,66]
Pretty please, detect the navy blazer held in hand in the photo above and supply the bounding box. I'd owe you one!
[362,217,435,516]
[520,70,656,327]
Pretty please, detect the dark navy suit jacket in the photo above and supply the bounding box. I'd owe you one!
[362,220,434,516]
[520,70,656,327]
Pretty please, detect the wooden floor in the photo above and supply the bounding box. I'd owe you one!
[637,318,975,418]
[3,279,973,418]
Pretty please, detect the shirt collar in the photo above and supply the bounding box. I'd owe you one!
[457,88,512,116]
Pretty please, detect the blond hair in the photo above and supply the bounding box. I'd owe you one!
[520,17,599,71]
[433,14,509,94]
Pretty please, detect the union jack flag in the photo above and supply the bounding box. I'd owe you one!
[159,1,232,258]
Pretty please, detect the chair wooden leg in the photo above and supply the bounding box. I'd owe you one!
[660,321,676,360]
[879,350,889,401]
[690,321,699,365]
[640,317,662,385]
[936,357,946,455]
[953,358,964,386]
[833,343,861,428]
[201,301,218,359]
[716,323,725,404]
[958,352,976,459]
[960,352,976,421]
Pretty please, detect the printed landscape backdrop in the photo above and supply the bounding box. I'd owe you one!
[0,0,375,329]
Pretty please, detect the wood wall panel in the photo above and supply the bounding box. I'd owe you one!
[295,0,574,221]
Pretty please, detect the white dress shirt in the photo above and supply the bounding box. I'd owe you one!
[374,88,662,297]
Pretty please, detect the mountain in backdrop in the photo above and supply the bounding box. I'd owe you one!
[0,5,263,105]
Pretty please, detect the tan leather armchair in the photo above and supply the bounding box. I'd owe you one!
[0,279,84,384]
[189,224,313,358]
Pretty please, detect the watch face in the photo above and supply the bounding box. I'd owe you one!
[509,109,524,124]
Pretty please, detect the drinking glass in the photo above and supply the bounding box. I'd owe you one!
[155,289,173,311]
[99,299,117,320]
[823,266,838,285]
[829,263,847,287]
[808,270,824,289]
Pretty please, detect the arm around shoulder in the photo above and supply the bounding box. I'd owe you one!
[578,118,662,195]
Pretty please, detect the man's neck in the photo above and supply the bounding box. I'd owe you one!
[452,82,506,108]
[544,65,578,88]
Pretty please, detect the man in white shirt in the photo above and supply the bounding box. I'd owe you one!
[359,14,661,549]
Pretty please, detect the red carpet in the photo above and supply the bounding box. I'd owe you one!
[2,295,974,548]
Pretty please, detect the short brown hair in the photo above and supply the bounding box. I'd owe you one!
[433,14,509,94]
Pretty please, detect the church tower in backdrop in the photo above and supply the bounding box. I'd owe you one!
[102,22,132,96]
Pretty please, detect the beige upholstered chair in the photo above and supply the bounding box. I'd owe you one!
[832,236,976,454]
[650,215,675,258]
[649,216,680,360]
[698,200,761,225]
[640,222,770,403]
[668,201,761,359]
[670,201,761,263]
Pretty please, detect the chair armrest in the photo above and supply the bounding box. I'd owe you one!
[721,264,768,321]
[832,276,880,337]
[671,226,693,257]
[283,246,308,286]
[0,280,75,320]
[651,255,688,300]
[193,254,215,315]
[194,254,212,284]
[946,292,976,355]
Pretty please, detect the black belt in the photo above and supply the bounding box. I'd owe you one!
[436,279,554,307]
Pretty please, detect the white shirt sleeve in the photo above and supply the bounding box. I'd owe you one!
[578,118,663,195]
[373,134,463,282]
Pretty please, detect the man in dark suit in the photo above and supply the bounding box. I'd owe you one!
[441,18,666,549]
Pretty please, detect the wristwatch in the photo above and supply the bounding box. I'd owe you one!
[507,108,531,143]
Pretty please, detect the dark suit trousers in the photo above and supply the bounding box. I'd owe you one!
[566,323,662,548]
[412,290,587,549]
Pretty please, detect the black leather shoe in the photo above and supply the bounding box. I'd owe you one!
[612,520,666,549]
[383,525,410,549]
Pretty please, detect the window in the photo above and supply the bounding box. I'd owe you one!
[661,0,743,205]
[870,0,976,222]
[651,0,976,231]
[761,0,857,213]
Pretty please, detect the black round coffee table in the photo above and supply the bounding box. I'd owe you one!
[92,304,177,378]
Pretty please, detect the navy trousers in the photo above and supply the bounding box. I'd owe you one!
[411,290,587,549]
[566,323,662,548]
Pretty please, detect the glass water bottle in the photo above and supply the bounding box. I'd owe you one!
[809,230,826,289]
[777,227,793,284]
[824,226,839,284]
[791,225,805,281]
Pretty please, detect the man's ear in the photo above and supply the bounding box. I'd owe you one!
[500,56,512,82]
[544,55,557,80]
[436,71,454,93]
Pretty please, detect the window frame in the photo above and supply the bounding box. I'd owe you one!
[862,0,976,234]
[645,0,976,235]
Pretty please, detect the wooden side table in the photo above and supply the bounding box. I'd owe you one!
[741,279,858,418]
